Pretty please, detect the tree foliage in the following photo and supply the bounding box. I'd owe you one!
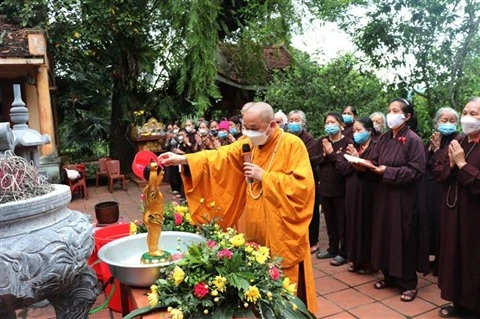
[309,0,480,114]
[258,52,390,137]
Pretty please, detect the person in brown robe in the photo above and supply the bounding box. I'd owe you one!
[315,112,353,267]
[370,111,386,141]
[434,97,480,318]
[341,105,356,139]
[424,107,459,276]
[336,117,377,274]
[287,110,321,254]
[369,98,429,302]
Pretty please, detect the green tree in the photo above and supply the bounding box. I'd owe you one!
[309,0,480,115]
[259,52,390,137]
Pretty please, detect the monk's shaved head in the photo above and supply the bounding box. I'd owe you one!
[241,102,274,124]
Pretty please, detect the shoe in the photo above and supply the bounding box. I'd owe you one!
[348,265,359,272]
[438,305,466,318]
[400,289,417,302]
[357,268,374,275]
[310,245,319,254]
[330,255,348,266]
[373,280,394,290]
[316,251,335,259]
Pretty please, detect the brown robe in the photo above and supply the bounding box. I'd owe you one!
[433,135,480,312]
[370,126,430,277]
[337,140,378,265]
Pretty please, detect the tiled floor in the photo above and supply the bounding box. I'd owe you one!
[15,181,454,318]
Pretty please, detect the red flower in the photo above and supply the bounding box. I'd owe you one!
[193,282,209,299]
[171,253,183,261]
[174,212,183,225]
[140,193,145,201]
[398,136,407,145]
[268,266,281,280]
[207,240,217,248]
[217,249,233,259]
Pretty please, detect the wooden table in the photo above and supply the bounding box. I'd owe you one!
[120,283,169,318]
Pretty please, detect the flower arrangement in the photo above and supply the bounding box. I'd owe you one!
[129,202,197,235]
[146,227,315,319]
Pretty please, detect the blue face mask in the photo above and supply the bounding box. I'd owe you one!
[325,124,340,136]
[287,122,302,133]
[229,128,237,135]
[437,123,457,136]
[353,130,371,144]
[342,114,354,124]
[218,131,228,139]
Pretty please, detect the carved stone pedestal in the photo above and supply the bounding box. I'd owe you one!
[0,185,99,318]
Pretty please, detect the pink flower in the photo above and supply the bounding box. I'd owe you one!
[217,249,233,260]
[171,201,179,206]
[268,266,281,280]
[246,242,259,250]
[140,193,145,201]
[174,212,183,225]
[398,136,407,145]
[207,240,218,248]
[193,282,209,299]
[171,253,183,261]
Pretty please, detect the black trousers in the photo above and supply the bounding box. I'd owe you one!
[309,191,321,246]
[322,196,347,258]
[381,269,418,291]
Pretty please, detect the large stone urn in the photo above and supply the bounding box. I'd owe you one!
[0,184,99,318]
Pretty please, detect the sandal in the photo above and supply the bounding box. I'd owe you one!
[310,245,319,254]
[330,255,348,266]
[438,305,465,318]
[400,289,417,302]
[373,280,394,290]
[357,268,374,275]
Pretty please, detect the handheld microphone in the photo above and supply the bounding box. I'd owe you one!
[242,143,253,183]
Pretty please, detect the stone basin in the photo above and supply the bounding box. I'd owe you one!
[97,231,205,287]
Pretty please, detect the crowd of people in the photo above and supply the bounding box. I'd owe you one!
[158,98,480,317]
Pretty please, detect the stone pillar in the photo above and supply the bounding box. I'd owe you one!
[36,64,56,156]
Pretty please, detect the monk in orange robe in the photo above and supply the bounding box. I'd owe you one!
[159,102,317,313]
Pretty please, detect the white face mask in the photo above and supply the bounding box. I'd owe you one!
[172,129,179,134]
[386,113,406,129]
[460,116,480,134]
[242,126,270,146]
[198,128,209,136]
[185,127,194,133]
[373,124,383,133]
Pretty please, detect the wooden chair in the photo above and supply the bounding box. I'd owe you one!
[63,163,88,199]
[95,157,111,187]
[106,160,128,193]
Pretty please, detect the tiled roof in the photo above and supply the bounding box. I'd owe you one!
[0,16,31,58]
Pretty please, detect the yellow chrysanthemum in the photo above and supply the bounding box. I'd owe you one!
[211,289,218,296]
[245,246,254,253]
[258,246,270,257]
[129,222,137,235]
[282,277,297,295]
[230,233,245,247]
[147,291,158,306]
[212,275,227,292]
[168,308,184,319]
[172,266,185,286]
[185,213,194,225]
[253,251,267,264]
[244,286,261,304]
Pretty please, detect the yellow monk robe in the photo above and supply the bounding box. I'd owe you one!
[182,127,317,313]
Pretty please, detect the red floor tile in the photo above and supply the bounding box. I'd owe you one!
[326,311,357,319]
[332,270,378,287]
[354,281,400,301]
[315,296,343,318]
[417,284,450,307]
[325,288,375,310]
[314,276,349,295]
[349,302,405,318]
[380,294,437,317]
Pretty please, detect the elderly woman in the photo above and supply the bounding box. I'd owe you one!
[425,107,459,275]
[274,110,288,130]
[369,98,429,302]
[434,97,480,318]
[287,110,321,254]
[370,112,386,140]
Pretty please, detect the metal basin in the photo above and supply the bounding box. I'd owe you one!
[98,231,205,287]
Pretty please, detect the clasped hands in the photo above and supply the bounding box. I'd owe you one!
[448,140,466,169]
[158,152,264,182]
